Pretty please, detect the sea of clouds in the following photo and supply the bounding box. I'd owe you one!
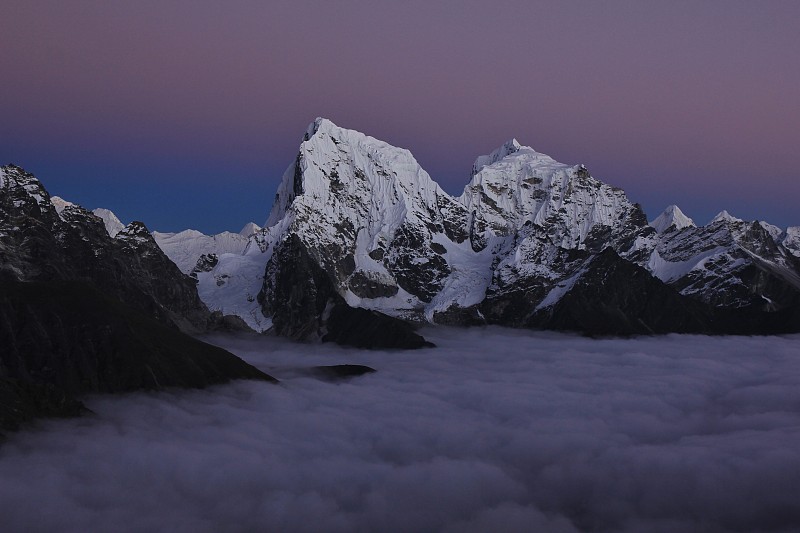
[1,328,799,532]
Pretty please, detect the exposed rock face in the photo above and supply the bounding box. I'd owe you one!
[322,304,433,349]
[259,233,430,349]
[529,248,713,335]
[191,253,219,277]
[647,216,800,311]
[0,164,215,332]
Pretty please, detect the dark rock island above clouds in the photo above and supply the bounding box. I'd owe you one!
[2,118,799,430]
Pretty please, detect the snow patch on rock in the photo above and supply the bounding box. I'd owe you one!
[50,196,75,214]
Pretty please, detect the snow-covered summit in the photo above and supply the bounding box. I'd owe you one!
[710,210,743,225]
[650,205,695,234]
[202,121,661,330]
[471,138,522,176]
[50,196,75,213]
[92,208,125,237]
[459,141,649,253]
[239,222,261,237]
[260,117,472,311]
[265,117,449,229]
[51,197,124,237]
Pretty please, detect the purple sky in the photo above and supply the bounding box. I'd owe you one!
[2,1,798,233]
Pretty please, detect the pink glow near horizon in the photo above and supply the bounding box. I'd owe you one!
[2,1,799,230]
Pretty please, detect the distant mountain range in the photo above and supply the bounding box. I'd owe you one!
[2,118,799,429]
[154,118,800,337]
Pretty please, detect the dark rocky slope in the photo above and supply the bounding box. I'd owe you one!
[0,281,275,435]
[0,164,213,332]
[528,248,716,335]
[260,234,431,349]
[528,248,800,336]
[0,165,275,435]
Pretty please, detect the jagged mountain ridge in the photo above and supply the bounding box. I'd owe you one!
[0,165,212,332]
[153,227,255,274]
[647,213,800,310]
[197,118,800,336]
[0,164,275,433]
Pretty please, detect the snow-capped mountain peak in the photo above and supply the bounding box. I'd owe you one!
[710,210,743,225]
[459,140,649,256]
[239,222,261,237]
[471,138,522,175]
[50,196,75,213]
[650,205,695,234]
[261,117,472,309]
[92,208,125,237]
[267,116,430,228]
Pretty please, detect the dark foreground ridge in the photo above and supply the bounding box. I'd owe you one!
[0,281,276,435]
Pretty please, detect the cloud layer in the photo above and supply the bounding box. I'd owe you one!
[1,328,800,532]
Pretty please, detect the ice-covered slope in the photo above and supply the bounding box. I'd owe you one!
[460,145,649,246]
[153,228,251,274]
[92,207,125,237]
[471,138,521,175]
[193,224,285,332]
[239,222,261,236]
[650,205,695,234]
